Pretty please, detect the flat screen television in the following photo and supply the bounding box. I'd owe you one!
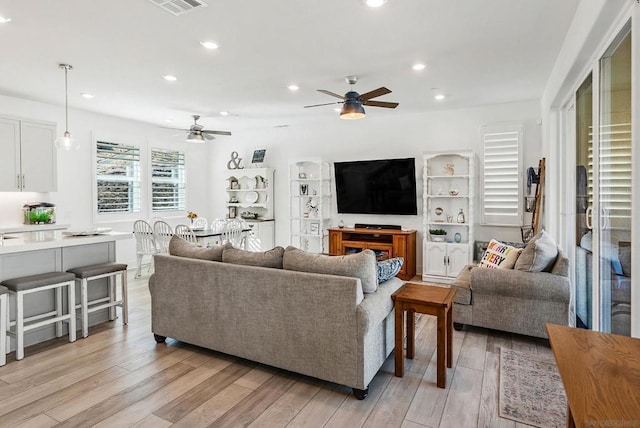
[334,158,417,215]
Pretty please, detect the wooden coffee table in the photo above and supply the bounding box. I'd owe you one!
[392,282,456,388]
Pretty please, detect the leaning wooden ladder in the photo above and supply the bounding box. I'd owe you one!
[521,157,546,243]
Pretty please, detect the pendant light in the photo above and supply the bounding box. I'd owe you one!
[340,92,366,120]
[55,64,79,151]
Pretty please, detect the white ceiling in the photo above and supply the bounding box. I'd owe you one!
[0,0,579,133]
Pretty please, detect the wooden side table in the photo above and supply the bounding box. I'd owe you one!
[392,282,456,388]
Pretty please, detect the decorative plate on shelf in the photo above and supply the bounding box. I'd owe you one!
[245,191,259,203]
[62,227,112,236]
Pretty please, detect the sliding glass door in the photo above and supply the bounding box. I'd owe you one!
[598,26,632,335]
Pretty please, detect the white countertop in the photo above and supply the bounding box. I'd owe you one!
[0,224,70,234]
[0,231,132,255]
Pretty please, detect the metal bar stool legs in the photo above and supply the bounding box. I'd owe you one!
[67,263,128,338]
[1,273,77,361]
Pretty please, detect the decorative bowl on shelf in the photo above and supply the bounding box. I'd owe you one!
[448,190,459,196]
[430,235,446,242]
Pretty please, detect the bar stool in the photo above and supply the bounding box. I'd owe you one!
[66,263,128,338]
[0,285,8,366]
[1,272,76,361]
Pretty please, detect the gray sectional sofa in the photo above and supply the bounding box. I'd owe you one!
[451,232,570,339]
[148,239,404,399]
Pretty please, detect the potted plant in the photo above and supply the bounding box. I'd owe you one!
[429,228,447,242]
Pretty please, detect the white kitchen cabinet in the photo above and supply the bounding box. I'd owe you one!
[424,242,470,278]
[0,116,56,192]
[245,220,275,251]
[422,151,475,282]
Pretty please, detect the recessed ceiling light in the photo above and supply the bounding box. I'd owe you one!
[219,111,229,116]
[200,41,219,50]
[412,63,426,71]
[81,93,94,99]
[334,107,341,112]
[0,16,11,23]
[165,119,173,123]
[364,0,387,7]
[434,94,446,101]
[288,84,299,91]
[162,75,177,82]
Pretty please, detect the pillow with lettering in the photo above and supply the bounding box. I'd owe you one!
[478,239,522,269]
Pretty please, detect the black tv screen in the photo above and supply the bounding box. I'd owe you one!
[334,158,417,215]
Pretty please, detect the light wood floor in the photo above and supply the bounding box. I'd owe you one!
[0,273,552,428]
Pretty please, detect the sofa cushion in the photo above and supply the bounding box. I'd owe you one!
[478,239,522,269]
[515,230,558,272]
[222,246,285,269]
[169,235,227,261]
[376,257,404,283]
[283,246,378,293]
[451,264,473,305]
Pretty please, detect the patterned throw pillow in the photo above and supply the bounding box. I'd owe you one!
[377,257,404,283]
[478,239,522,269]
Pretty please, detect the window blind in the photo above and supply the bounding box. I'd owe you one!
[481,124,522,226]
[151,148,185,211]
[96,141,141,214]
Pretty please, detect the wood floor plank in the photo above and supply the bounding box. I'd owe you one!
[401,421,428,428]
[485,330,513,354]
[456,327,488,371]
[234,366,277,390]
[510,333,538,353]
[170,383,253,428]
[132,413,173,428]
[13,413,59,428]
[404,328,465,427]
[363,368,423,428]
[476,351,516,428]
[438,366,484,428]
[208,373,297,427]
[0,366,128,427]
[247,379,322,428]
[286,383,350,428]
[93,365,220,427]
[45,347,196,422]
[153,360,256,423]
[405,316,438,375]
[54,362,194,428]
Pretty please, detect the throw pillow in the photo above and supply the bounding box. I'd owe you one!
[514,230,559,272]
[377,257,404,283]
[283,246,378,293]
[168,235,228,261]
[478,239,522,269]
[222,246,285,269]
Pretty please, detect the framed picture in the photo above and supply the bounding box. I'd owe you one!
[251,149,266,164]
[310,222,320,235]
[228,206,237,219]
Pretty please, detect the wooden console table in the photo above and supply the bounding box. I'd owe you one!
[392,282,456,388]
[328,228,416,280]
[546,324,640,428]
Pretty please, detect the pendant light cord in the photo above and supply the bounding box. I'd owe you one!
[64,66,69,133]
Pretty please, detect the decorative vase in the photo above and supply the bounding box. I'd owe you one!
[454,232,462,243]
[457,208,465,224]
[338,220,345,228]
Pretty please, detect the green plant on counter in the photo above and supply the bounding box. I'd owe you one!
[429,228,447,235]
[29,211,53,224]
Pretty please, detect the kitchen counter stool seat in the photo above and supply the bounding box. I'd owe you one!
[67,263,128,338]
[1,272,76,361]
[0,285,8,366]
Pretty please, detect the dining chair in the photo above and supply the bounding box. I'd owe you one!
[222,219,244,248]
[192,217,208,230]
[133,220,158,278]
[210,218,227,233]
[175,224,198,244]
[153,220,174,254]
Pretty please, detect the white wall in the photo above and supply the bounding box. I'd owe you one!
[208,100,543,271]
[0,94,211,265]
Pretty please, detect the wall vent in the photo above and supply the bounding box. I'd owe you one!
[149,0,207,16]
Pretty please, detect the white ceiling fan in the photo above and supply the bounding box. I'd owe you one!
[165,115,231,143]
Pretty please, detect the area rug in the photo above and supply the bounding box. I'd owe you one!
[499,348,567,428]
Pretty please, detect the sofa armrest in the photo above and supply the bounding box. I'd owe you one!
[470,267,569,303]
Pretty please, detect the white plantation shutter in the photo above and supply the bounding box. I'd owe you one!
[480,123,523,225]
[96,141,141,214]
[151,148,186,211]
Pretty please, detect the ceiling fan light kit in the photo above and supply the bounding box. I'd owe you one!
[54,64,80,151]
[340,96,366,120]
[164,114,232,142]
[186,132,205,143]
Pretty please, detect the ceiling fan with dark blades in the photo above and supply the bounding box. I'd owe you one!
[164,115,231,143]
[304,76,399,119]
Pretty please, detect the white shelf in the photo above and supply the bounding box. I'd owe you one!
[428,175,470,179]
[426,195,470,198]
[226,188,269,192]
[427,221,470,226]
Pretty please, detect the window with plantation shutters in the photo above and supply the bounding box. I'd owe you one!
[96,141,141,214]
[480,123,523,226]
[151,148,185,211]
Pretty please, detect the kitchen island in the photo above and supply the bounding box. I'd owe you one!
[0,230,132,349]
